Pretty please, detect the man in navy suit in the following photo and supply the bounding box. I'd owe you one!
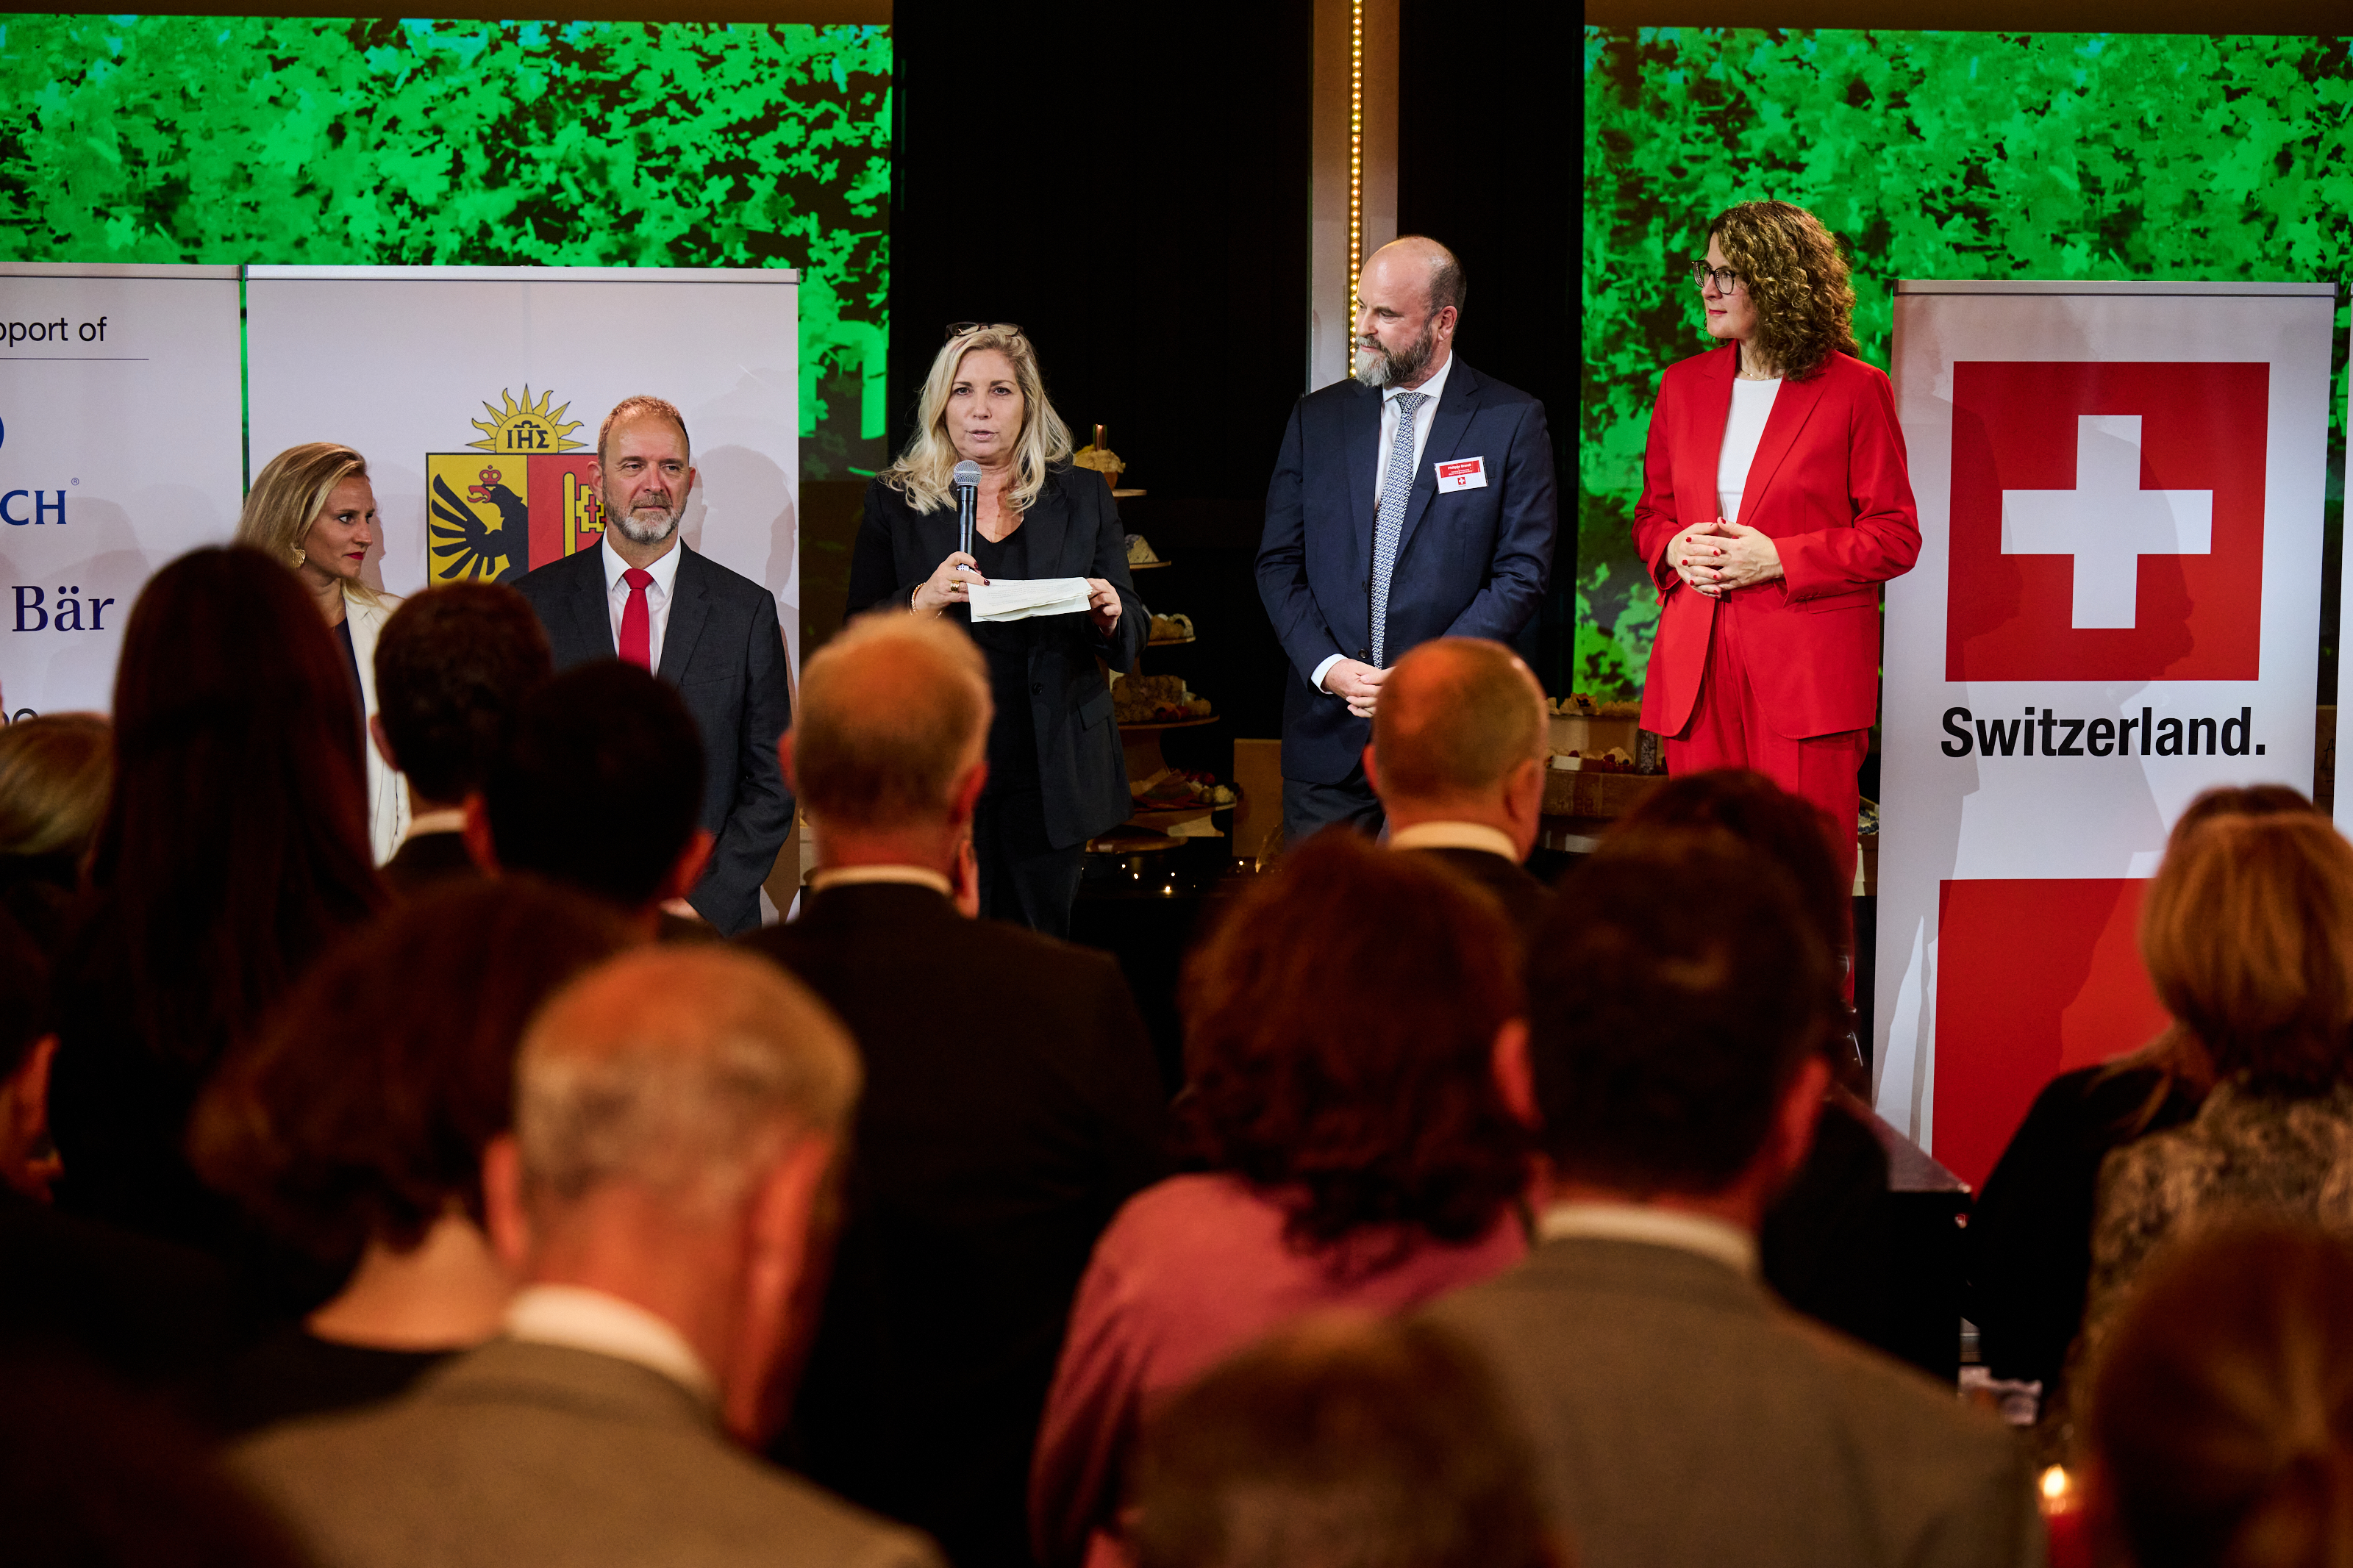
[1257,236,1559,844]
[513,396,793,935]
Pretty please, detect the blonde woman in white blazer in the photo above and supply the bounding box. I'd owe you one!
[237,443,411,863]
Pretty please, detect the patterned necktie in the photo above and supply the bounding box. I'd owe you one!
[1368,390,1427,668]
[619,568,654,670]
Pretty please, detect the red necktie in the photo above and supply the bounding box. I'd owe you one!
[619,568,654,670]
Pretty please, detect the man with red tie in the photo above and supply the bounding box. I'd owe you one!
[513,395,794,935]
[1634,201,1920,895]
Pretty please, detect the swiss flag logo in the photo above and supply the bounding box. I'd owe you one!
[1946,361,2268,681]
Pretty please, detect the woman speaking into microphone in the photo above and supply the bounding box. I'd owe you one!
[847,323,1143,935]
[1634,200,1921,912]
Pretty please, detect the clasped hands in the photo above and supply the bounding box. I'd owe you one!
[1670,518,1783,598]
[914,553,1124,635]
[1323,659,1386,720]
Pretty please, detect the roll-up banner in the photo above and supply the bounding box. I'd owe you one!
[1877,281,2339,1189]
[243,265,801,664]
[0,264,245,717]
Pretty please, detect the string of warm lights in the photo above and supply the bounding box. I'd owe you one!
[1347,0,1363,378]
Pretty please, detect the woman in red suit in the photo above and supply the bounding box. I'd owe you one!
[1634,199,1921,900]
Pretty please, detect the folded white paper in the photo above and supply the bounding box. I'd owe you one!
[968,576,1092,623]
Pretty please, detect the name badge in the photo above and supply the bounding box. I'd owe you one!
[1435,456,1488,492]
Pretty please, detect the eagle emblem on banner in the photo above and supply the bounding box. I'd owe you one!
[427,387,604,582]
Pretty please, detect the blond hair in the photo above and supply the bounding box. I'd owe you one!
[793,612,993,832]
[1372,639,1548,801]
[599,395,690,460]
[2141,813,2353,1095]
[880,325,1072,516]
[0,712,111,859]
[237,442,379,604]
[516,946,861,1211]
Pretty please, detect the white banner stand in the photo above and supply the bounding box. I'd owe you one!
[1877,279,2337,1187]
[0,263,244,717]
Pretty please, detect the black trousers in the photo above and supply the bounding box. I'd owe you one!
[1280,759,1387,850]
[974,780,1085,938]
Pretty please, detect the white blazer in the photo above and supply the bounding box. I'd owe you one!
[343,584,410,864]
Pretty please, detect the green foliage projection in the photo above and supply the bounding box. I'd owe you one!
[1582,29,2353,698]
[0,15,891,476]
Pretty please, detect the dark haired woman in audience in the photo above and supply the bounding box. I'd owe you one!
[1030,832,1531,1568]
[1971,785,2324,1436]
[2087,1223,2353,1568]
[1605,768,1902,1362]
[46,548,385,1282]
[0,712,110,956]
[190,879,628,1435]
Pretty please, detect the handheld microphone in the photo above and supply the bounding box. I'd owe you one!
[952,460,981,559]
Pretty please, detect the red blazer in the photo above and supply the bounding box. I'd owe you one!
[1633,346,1921,740]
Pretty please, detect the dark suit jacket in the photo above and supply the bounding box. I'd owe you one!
[515,543,795,935]
[1404,844,1552,938]
[740,881,1168,1568]
[235,1339,942,1568]
[847,467,1145,849]
[1257,359,1559,784]
[378,828,476,899]
[1429,1237,2042,1568]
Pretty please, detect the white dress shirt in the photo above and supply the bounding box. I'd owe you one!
[1715,377,1782,525]
[601,534,684,672]
[1538,1201,1759,1278]
[805,864,954,898]
[1313,350,1458,695]
[1388,820,1519,861]
[504,1284,717,1406]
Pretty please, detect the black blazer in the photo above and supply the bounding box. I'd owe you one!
[514,543,795,936]
[848,466,1146,849]
[738,881,1168,1567]
[1405,845,1553,939]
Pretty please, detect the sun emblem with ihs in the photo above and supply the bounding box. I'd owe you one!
[427,387,606,584]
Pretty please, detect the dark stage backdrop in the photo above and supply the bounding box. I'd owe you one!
[1580,29,2353,703]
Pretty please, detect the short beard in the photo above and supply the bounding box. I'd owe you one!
[605,490,681,548]
[1353,318,1438,389]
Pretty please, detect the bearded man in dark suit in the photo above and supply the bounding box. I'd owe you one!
[513,395,793,935]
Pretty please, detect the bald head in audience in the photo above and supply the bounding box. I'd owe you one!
[482,945,861,1442]
[1365,637,1550,859]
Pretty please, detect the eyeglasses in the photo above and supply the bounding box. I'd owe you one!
[944,321,1024,341]
[1687,262,1745,296]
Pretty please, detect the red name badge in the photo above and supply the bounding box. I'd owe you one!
[1435,457,1488,492]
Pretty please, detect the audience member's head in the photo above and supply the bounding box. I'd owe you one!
[1367,638,1549,853]
[0,915,57,1199]
[0,712,110,865]
[372,582,554,811]
[2169,783,2322,851]
[192,878,631,1271]
[1524,834,1832,1207]
[2140,812,2353,1098]
[786,610,993,853]
[2090,1223,2353,1568]
[1179,831,1529,1255]
[1130,1315,1563,1568]
[476,661,709,926]
[86,546,381,1068]
[484,945,861,1440]
[0,1354,310,1568]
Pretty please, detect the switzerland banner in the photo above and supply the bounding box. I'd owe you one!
[1876,281,2337,1188]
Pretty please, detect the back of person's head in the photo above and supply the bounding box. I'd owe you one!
[191,878,631,1265]
[1532,832,1831,1194]
[1610,769,1846,967]
[514,945,860,1217]
[1370,638,1546,804]
[484,661,703,912]
[1179,831,1529,1252]
[2091,1223,2353,1568]
[793,610,993,831]
[0,1354,309,1568]
[1129,1315,1562,1568]
[0,713,110,862]
[374,583,553,808]
[2171,784,2321,851]
[87,546,381,1067]
[2140,812,2353,1097]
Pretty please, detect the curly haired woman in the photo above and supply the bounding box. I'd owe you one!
[1632,200,1921,894]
